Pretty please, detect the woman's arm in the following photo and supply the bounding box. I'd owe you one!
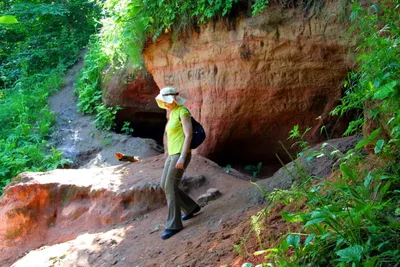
[176,115,192,169]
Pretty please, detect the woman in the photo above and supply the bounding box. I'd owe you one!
[156,87,201,240]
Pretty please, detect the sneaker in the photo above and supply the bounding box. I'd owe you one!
[161,229,182,240]
[181,205,201,221]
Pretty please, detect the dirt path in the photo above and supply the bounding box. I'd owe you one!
[48,51,162,169]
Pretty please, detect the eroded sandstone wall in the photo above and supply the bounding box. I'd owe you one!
[143,1,353,164]
[102,66,161,119]
[101,66,167,143]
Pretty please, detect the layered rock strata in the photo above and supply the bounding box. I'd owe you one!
[102,67,161,120]
[102,67,166,143]
[143,2,353,164]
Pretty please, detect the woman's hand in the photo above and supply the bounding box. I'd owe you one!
[176,156,185,169]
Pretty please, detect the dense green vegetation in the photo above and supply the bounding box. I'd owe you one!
[239,1,400,265]
[0,0,101,192]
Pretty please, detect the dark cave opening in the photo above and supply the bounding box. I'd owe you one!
[113,111,295,179]
[114,111,167,148]
[210,139,292,179]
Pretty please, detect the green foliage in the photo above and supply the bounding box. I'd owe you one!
[255,152,400,266]
[224,164,232,174]
[141,0,325,41]
[331,1,400,145]
[355,128,381,150]
[72,0,146,131]
[142,0,240,41]
[75,38,108,114]
[245,162,263,178]
[94,0,277,68]
[74,37,122,130]
[252,0,270,16]
[99,0,149,66]
[121,121,134,134]
[0,0,101,87]
[0,0,100,192]
[288,125,312,155]
[0,68,71,193]
[0,15,19,24]
[94,104,121,130]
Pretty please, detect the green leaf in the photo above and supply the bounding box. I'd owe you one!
[279,239,289,252]
[374,139,384,154]
[306,155,314,162]
[373,81,397,100]
[304,218,325,227]
[340,164,356,180]
[0,15,19,24]
[364,256,377,267]
[281,212,303,223]
[336,245,363,262]
[336,237,345,248]
[395,208,400,216]
[304,234,315,246]
[377,241,390,250]
[286,235,300,248]
[310,185,321,193]
[253,250,265,256]
[245,165,255,171]
[321,233,331,240]
[364,172,373,188]
[369,128,381,141]
[257,162,262,169]
[380,182,391,195]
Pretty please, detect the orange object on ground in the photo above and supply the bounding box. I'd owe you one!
[115,152,139,162]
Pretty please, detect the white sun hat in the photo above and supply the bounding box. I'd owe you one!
[155,87,186,109]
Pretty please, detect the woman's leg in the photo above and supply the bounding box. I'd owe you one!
[164,153,198,230]
[175,154,199,215]
[160,156,172,191]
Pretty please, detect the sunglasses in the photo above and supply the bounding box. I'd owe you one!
[162,92,179,96]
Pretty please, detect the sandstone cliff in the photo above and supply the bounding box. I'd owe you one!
[142,1,353,165]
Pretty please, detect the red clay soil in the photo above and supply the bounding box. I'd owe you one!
[10,191,305,267]
[7,155,275,267]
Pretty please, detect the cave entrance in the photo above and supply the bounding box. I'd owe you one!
[113,111,291,179]
[211,139,292,179]
[114,111,167,147]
